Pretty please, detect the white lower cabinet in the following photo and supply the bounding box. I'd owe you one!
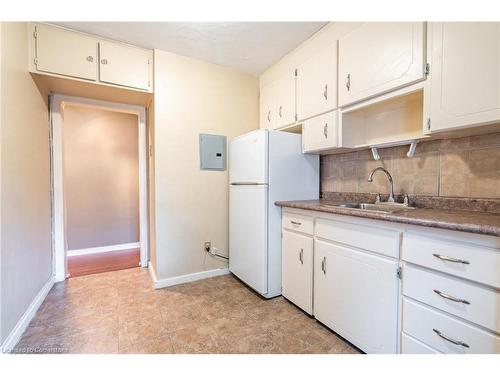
[281,208,500,354]
[313,239,399,354]
[401,333,441,354]
[282,230,313,314]
[403,298,500,354]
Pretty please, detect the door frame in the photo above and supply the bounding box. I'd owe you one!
[50,94,149,281]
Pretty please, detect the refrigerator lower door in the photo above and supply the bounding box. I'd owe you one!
[229,184,268,294]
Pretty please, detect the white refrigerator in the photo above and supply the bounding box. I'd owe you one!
[229,129,319,298]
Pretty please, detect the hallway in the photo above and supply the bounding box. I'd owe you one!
[13,269,359,354]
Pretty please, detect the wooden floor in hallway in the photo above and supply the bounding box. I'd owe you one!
[67,248,140,277]
[13,268,361,354]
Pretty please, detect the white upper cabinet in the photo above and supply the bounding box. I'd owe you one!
[338,22,426,107]
[34,23,98,81]
[426,22,500,133]
[30,23,153,93]
[99,41,152,91]
[296,42,338,121]
[259,81,275,129]
[274,71,296,128]
[302,110,339,153]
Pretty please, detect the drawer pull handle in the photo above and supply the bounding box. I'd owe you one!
[433,289,470,305]
[432,329,470,348]
[321,257,326,274]
[290,220,302,226]
[299,248,304,264]
[433,254,470,265]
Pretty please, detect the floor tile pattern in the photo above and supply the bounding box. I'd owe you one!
[14,268,361,354]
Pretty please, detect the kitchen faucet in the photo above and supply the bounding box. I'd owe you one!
[368,167,395,203]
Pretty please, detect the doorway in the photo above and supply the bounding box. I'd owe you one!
[51,95,149,280]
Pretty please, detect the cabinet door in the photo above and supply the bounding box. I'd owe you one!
[297,42,338,121]
[338,22,425,107]
[274,71,296,128]
[35,24,98,81]
[427,22,500,132]
[314,239,399,353]
[302,110,339,153]
[99,41,152,91]
[282,230,313,315]
[259,82,275,129]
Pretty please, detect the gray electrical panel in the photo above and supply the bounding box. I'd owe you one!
[199,134,227,171]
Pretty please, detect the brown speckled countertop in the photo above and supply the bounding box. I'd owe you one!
[275,199,500,237]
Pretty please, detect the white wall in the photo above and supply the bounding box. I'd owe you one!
[153,49,259,280]
[0,22,52,345]
[62,105,139,250]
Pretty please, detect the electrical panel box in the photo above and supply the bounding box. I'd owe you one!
[199,134,227,171]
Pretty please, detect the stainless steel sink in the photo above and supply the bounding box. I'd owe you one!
[325,202,414,214]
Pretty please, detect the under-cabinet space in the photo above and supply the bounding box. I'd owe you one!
[341,89,426,148]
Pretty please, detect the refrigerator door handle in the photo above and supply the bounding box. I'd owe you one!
[231,182,266,186]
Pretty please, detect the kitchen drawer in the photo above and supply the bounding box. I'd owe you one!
[316,218,400,258]
[403,298,500,354]
[282,212,314,235]
[402,232,500,288]
[401,333,441,354]
[403,264,500,333]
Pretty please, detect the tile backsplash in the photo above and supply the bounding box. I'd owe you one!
[321,132,500,199]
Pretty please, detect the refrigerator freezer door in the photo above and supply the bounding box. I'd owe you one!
[229,129,268,184]
[229,184,268,294]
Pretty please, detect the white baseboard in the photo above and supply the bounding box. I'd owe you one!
[67,242,140,257]
[1,276,55,353]
[148,263,230,289]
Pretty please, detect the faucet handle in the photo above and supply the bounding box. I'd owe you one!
[403,194,410,206]
[375,193,381,204]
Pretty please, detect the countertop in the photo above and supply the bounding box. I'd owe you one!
[275,199,500,237]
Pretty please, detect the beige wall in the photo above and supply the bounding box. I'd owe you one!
[0,22,52,345]
[153,49,259,280]
[62,106,139,250]
[321,132,500,199]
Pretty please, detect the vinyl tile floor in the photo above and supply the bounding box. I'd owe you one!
[14,268,361,354]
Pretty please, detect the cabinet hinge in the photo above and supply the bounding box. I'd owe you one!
[294,68,298,77]
[424,62,430,76]
[149,145,153,157]
[33,57,38,65]
[397,266,402,279]
[148,80,151,87]
[426,118,431,131]
[147,59,150,65]
[33,30,37,39]
[295,113,298,122]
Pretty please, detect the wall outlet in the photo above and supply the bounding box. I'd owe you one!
[204,241,211,253]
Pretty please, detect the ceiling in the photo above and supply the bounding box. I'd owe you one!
[52,22,327,75]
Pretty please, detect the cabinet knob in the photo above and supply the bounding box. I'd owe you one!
[346,74,351,91]
[323,123,328,138]
[323,84,328,100]
[86,56,94,62]
[100,58,108,65]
